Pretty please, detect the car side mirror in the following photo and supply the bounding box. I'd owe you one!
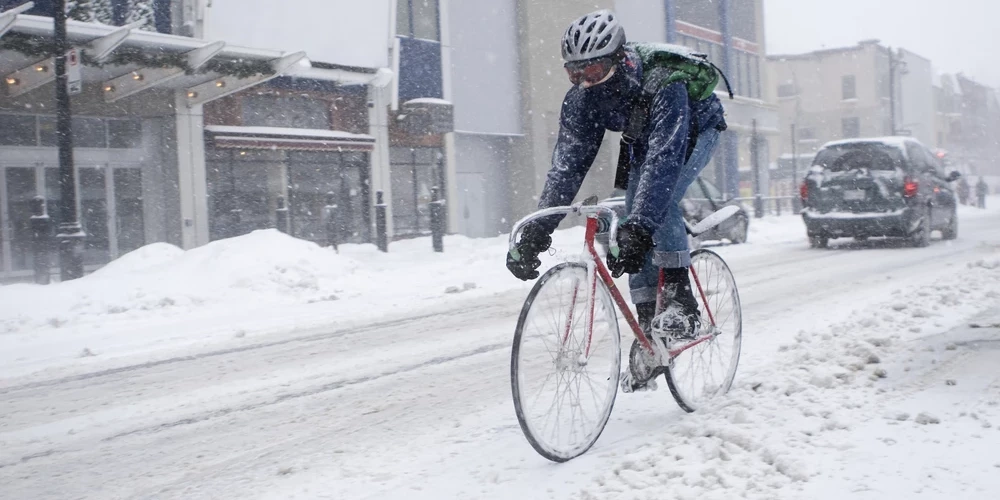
[946,171,961,182]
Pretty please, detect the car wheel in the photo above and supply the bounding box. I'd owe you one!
[809,235,829,249]
[909,206,931,248]
[942,208,958,240]
[729,216,748,244]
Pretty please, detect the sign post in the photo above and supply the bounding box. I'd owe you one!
[66,47,81,95]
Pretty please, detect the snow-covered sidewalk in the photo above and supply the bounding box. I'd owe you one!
[0,205,811,378]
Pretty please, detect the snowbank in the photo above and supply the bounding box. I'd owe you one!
[580,247,1000,499]
[1,231,360,332]
[0,227,588,336]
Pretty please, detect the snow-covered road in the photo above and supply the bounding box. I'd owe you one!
[2,207,1000,499]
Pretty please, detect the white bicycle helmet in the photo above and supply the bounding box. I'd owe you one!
[561,10,626,62]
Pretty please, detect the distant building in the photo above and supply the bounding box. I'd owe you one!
[768,40,935,180]
[952,74,1000,176]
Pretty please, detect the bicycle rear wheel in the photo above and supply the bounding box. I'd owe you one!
[511,262,621,462]
[665,249,742,412]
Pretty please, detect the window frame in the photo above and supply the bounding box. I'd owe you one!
[842,75,857,100]
[841,117,861,139]
[397,0,440,41]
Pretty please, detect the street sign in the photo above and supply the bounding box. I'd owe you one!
[66,48,82,95]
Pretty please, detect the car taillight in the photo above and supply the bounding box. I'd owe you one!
[903,178,919,198]
[800,181,809,201]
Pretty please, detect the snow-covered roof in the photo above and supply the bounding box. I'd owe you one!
[0,13,382,91]
[205,125,375,152]
[204,126,373,141]
[821,136,918,152]
[403,98,453,106]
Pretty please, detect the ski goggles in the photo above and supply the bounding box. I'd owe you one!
[564,57,616,86]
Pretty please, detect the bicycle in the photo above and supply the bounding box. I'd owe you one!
[508,199,742,462]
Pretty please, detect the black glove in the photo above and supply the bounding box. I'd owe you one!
[507,222,552,281]
[607,221,654,278]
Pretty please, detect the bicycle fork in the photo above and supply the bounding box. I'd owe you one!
[559,260,598,363]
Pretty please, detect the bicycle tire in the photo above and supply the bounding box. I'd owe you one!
[510,262,621,462]
[664,249,742,412]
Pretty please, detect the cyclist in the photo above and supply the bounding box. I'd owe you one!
[506,10,728,388]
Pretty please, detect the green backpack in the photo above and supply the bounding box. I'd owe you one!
[631,42,730,101]
[613,42,733,190]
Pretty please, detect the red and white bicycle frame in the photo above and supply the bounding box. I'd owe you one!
[510,203,718,364]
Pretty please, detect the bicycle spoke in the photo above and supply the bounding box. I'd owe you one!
[513,263,621,461]
[666,251,741,411]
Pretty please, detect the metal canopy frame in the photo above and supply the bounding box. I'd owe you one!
[4,21,138,97]
[0,8,381,104]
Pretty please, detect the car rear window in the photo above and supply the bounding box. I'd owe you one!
[813,143,904,172]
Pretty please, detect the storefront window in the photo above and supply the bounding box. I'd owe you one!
[39,116,57,147]
[4,168,37,270]
[114,168,145,254]
[0,115,37,146]
[206,149,370,245]
[390,146,443,236]
[73,117,108,148]
[242,95,331,130]
[287,151,370,245]
[108,119,143,148]
[79,166,110,265]
[397,0,439,40]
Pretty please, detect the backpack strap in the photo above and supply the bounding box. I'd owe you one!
[614,90,655,190]
[613,88,702,190]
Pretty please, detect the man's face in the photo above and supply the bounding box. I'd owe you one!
[580,65,617,89]
[564,57,617,88]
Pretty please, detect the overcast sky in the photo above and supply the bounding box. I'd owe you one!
[763,0,1000,87]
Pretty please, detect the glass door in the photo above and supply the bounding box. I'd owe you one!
[3,167,39,273]
[113,167,145,256]
[78,165,110,266]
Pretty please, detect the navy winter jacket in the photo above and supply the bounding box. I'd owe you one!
[536,46,726,235]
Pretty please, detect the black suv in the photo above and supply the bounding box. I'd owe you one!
[801,137,961,248]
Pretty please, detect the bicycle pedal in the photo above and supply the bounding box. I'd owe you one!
[620,372,658,393]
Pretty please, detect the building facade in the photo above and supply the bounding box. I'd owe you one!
[508,0,776,227]
[768,41,935,182]
[1,0,780,281]
[0,0,385,281]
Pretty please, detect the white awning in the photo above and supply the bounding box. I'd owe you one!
[0,11,387,105]
[204,125,375,152]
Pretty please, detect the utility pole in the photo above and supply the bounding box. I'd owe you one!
[791,123,801,212]
[751,119,763,218]
[887,47,907,136]
[888,47,896,135]
[54,0,85,280]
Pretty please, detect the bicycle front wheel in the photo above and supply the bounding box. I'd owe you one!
[511,262,621,462]
[665,248,742,412]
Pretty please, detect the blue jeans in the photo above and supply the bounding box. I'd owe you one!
[625,127,721,304]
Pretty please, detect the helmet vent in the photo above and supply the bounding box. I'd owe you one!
[596,33,613,51]
[561,9,625,63]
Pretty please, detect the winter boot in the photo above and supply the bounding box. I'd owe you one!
[622,302,661,392]
[651,267,702,343]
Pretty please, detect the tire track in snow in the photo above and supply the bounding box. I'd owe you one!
[0,299,515,396]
